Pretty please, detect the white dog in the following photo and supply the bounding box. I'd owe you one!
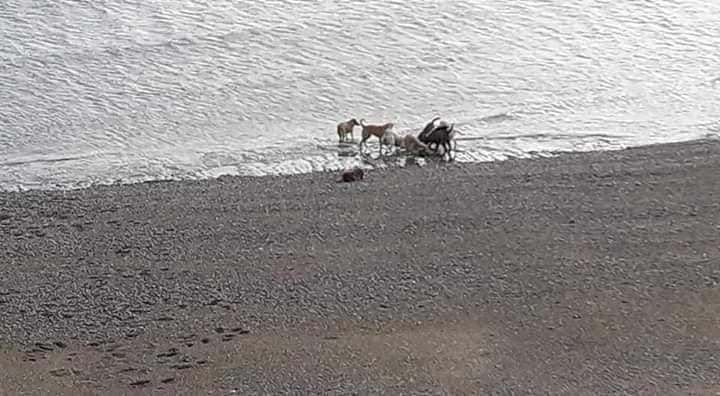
[380,130,400,156]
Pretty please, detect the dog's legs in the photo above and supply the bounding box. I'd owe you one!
[444,142,453,161]
[382,138,391,157]
[359,136,368,153]
[383,143,391,158]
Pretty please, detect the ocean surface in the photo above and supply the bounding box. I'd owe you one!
[1,0,719,190]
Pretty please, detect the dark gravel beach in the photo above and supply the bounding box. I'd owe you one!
[1,140,720,395]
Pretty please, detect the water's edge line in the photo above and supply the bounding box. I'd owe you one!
[1,137,717,195]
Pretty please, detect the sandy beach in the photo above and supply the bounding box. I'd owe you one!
[1,140,720,395]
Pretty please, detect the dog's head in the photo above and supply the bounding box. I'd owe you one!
[381,130,396,145]
[421,117,440,133]
[418,117,440,141]
[350,118,360,126]
[403,134,419,147]
[384,122,394,131]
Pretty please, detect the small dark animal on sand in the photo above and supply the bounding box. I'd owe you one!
[337,167,365,183]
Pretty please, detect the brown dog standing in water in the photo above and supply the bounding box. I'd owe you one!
[337,118,360,143]
[336,166,364,183]
[358,119,394,155]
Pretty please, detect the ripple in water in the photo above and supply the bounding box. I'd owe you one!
[1,0,719,190]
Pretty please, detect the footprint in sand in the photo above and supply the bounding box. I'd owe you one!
[129,379,151,387]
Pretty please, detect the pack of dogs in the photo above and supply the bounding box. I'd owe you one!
[335,116,458,182]
[338,116,457,158]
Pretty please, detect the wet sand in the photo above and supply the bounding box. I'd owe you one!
[1,140,719,395]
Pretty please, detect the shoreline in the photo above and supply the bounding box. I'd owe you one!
[1,136,714,194]
[1,139,720,394]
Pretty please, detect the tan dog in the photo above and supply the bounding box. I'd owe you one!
[399,134,431,156]
[381,130,432,157]
[336,118,359,143]
[359,119,394,155]
[380,131,432,155]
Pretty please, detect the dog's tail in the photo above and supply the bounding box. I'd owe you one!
[446,124,457,145]
[359,118,366,127]
[446,124,460,152]
[420,116,440,137]
[448,124,464,137]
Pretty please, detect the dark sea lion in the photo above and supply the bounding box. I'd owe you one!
[337,166,364,183]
